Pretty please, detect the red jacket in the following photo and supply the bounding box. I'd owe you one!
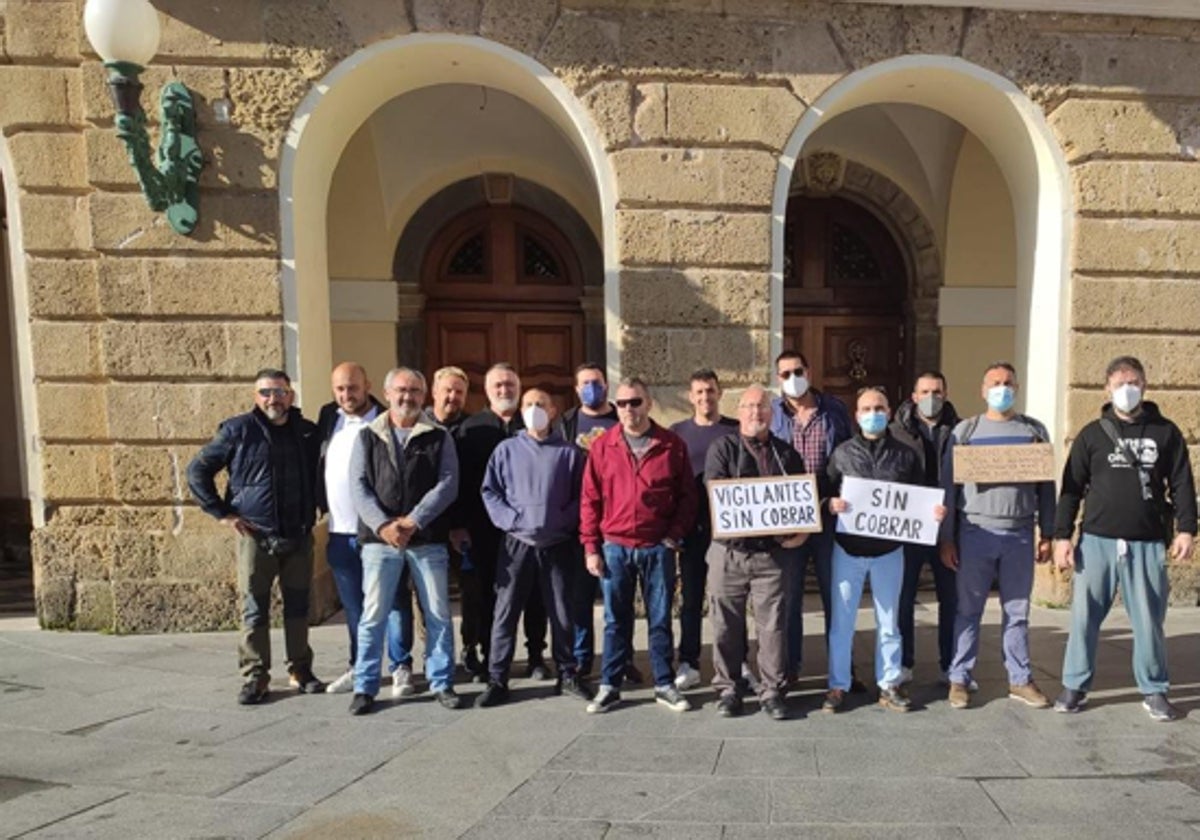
[580,421,698,554]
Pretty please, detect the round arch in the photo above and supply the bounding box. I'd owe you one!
[279,34,618,406]
[772,55,1072,441]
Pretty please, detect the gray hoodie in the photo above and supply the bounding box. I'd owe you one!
[481,430,584,547]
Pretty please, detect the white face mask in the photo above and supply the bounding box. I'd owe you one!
[781,374,809,400]
[1111,383,1143,414]
[521,404,549,432]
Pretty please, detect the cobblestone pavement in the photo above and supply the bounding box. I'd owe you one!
[2,597,1200,839]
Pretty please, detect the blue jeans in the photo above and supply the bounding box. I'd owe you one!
[599,542,676,689]
[829,542,904,691]
[677,526,711,669]
[355,542,454,696]
[327,533,413,671]
[948,522,1035,686]
[1062,533,1169,695]
[899,543,957,672]
[785,526,835,675]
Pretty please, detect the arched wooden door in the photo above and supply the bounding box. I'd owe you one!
[783,195,908,412]
[422,205,585,414]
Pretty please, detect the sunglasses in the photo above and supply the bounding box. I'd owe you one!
[779,367,806,379]
[257,387,290,398]
[615,398,644,409]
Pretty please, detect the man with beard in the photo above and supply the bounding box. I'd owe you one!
[188,369,324,705]
[347,368,461,714]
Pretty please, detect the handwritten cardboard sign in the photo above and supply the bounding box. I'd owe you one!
[953,443,1056,484]
[708,474,822,539]
[836,476,944,547]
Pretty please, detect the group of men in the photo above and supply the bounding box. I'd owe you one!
[187,351,1195,722]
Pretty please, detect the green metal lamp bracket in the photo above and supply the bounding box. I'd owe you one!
[103,60,203,236]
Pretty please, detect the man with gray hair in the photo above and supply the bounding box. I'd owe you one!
[347,367,461,714]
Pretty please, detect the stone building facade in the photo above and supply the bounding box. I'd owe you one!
[0,0,1198,630]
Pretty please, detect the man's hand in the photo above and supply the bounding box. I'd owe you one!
[222,515,255,537]
[378,519,410,548]
[939,541,958,571]
[1170,532,1194,562]
[661,537,680,552]
[1053,539,1075,571]
[449,528,470,553]
[932,504,947,523]
[829,498,848,514]
[396,516,418,534]
[777,532,809,549]
[586,553,605,578]
[1035,538,1052,565]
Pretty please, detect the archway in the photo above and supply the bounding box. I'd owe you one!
[773,56,1072,440]
[280,34,616,408]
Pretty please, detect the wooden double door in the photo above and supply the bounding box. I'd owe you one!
[782,195,908,412]
[422,205,586,414]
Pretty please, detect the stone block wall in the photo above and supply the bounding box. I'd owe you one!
[1,0,1198,629]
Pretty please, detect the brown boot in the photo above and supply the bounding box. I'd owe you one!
[1009,680,1050,708]
[948,681,970,709]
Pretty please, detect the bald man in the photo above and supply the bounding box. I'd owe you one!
[317,363,416,696]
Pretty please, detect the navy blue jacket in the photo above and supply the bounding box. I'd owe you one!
[187,407,321,536]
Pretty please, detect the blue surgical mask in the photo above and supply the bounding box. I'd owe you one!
[580,381,607,409]
[986,385,1015,413]
[858,411,888,435]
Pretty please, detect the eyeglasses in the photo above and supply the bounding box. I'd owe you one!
[779,367,806,379]
[615,398,644,409]
[257,387,290,398]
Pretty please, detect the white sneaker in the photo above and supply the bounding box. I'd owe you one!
[325,668,354,694]
[391,664,415,698]
[898,667,914,686]
[674,662,701,690]
[741,663,760,693]
[940,670,980,692]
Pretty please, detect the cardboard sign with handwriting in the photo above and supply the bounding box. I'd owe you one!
[953,443,1056,484]
[709,474,823,539]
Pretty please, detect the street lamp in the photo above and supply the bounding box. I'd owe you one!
[83,0,203,235]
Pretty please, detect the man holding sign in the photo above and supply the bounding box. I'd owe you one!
[824,386,945,713]
[705,385,813,719]
[939,362,1056,711]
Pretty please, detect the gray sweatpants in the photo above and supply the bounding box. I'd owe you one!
[707,543,788,701]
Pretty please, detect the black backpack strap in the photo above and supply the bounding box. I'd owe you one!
[960,414,982,445]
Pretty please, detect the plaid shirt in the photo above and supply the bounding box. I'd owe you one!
[791,408,828,477]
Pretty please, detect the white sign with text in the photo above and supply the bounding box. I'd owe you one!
[835,476,944,547]
[708,474,822,539]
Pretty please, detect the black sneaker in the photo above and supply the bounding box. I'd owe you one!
[237,677,270,706]
[526,660,550,681]
[435,688,464,710]
[654,684,693,712]
[716,693,743,717]
[878,685,911,712]
[463,647,486,682]
[288,668,325,694]
[586,685,622,713]
[1143,693,1182,722]
[624,662,645,685]
[557,674,594,701]
[761,695,788,721]
[474,681,509,708]
[1053,688,1088,714]
[348,693,375,716]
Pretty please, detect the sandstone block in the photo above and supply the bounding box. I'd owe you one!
[86,126,278,191]
[614,148,776,207]
[1074,36,1200,98]
[336,0,413,46]
[112,580,238,633]
[902,6,965,55]
[413,0,481,32]
[1081,161,1200,216]
[8,133,86,190]
[97,257,281,317]
[19,195,89,253]
[1032,563,1071,609]
[30,321,102,379]
[1074,218,1200,274]
[769,22,847,105]
[828,4,905,69]
[1049,99,1200,163]
[667,327,765,385]
[3,1,80,61]
[34,575,74,629]
[75,580,115,631]
[960,11,1080,105]
[632,83,666,144]
[25,259,101,318]
[227,66,309,135]
[112,446,180,504]
[36,384,108,441]
[34,526,111,582]
[0,66,80,127]
[151,0,269,60]
[666,84,802,150]
[619,327,670,382]
[563,0,720,9]
[81,63,227,128]
[538,13,620,93]
[619,269,769,327]
[620,12,774,78]
[161,532,238,582]
[106,382,249,441]
[1067,388,1200,442]
[1072,276,1200,333]
[1069,333,1200,389]
[618,210,771,267]
[41,446,114,501]
[109,531,166,580]
[480,0,557,54]
[100,322,284,378]
[89,192,279,253]
[1167,561,1200,607]
[582,81,632,150]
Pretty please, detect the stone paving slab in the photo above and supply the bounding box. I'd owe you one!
[714,737,819,777]
[545,733,723,774]
[980,778,1200,826]
[218,754,385,806]
[18,792,300,839]
[770,778,1009,826]
[0,781,126,840]
[815,735,1028,778]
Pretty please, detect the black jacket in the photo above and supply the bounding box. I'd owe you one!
[705,432,807,553]
[315,395,386,514]
[889,399,961,488]
[457,408,525,533]
[187,407,321,536]
[1055,401,1197,542]
[827,431,922,557]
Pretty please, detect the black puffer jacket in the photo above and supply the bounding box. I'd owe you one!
[187,407,321,536]
[889,399,960,487]
[827,431,921,557]
[705,432,807,553]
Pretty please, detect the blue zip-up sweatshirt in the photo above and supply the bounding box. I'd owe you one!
[481,430,585,548]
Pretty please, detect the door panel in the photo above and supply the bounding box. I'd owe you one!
[511,314,581,415]
[425,312,500,413]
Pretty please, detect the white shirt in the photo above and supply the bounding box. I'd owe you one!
[325,405,380,534]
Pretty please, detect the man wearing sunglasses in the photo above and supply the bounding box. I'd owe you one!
[769,350,854,685]
[188,369,324,705]
[580,378,698,714]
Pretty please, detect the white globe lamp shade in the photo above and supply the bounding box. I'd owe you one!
[84,0,161,66]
